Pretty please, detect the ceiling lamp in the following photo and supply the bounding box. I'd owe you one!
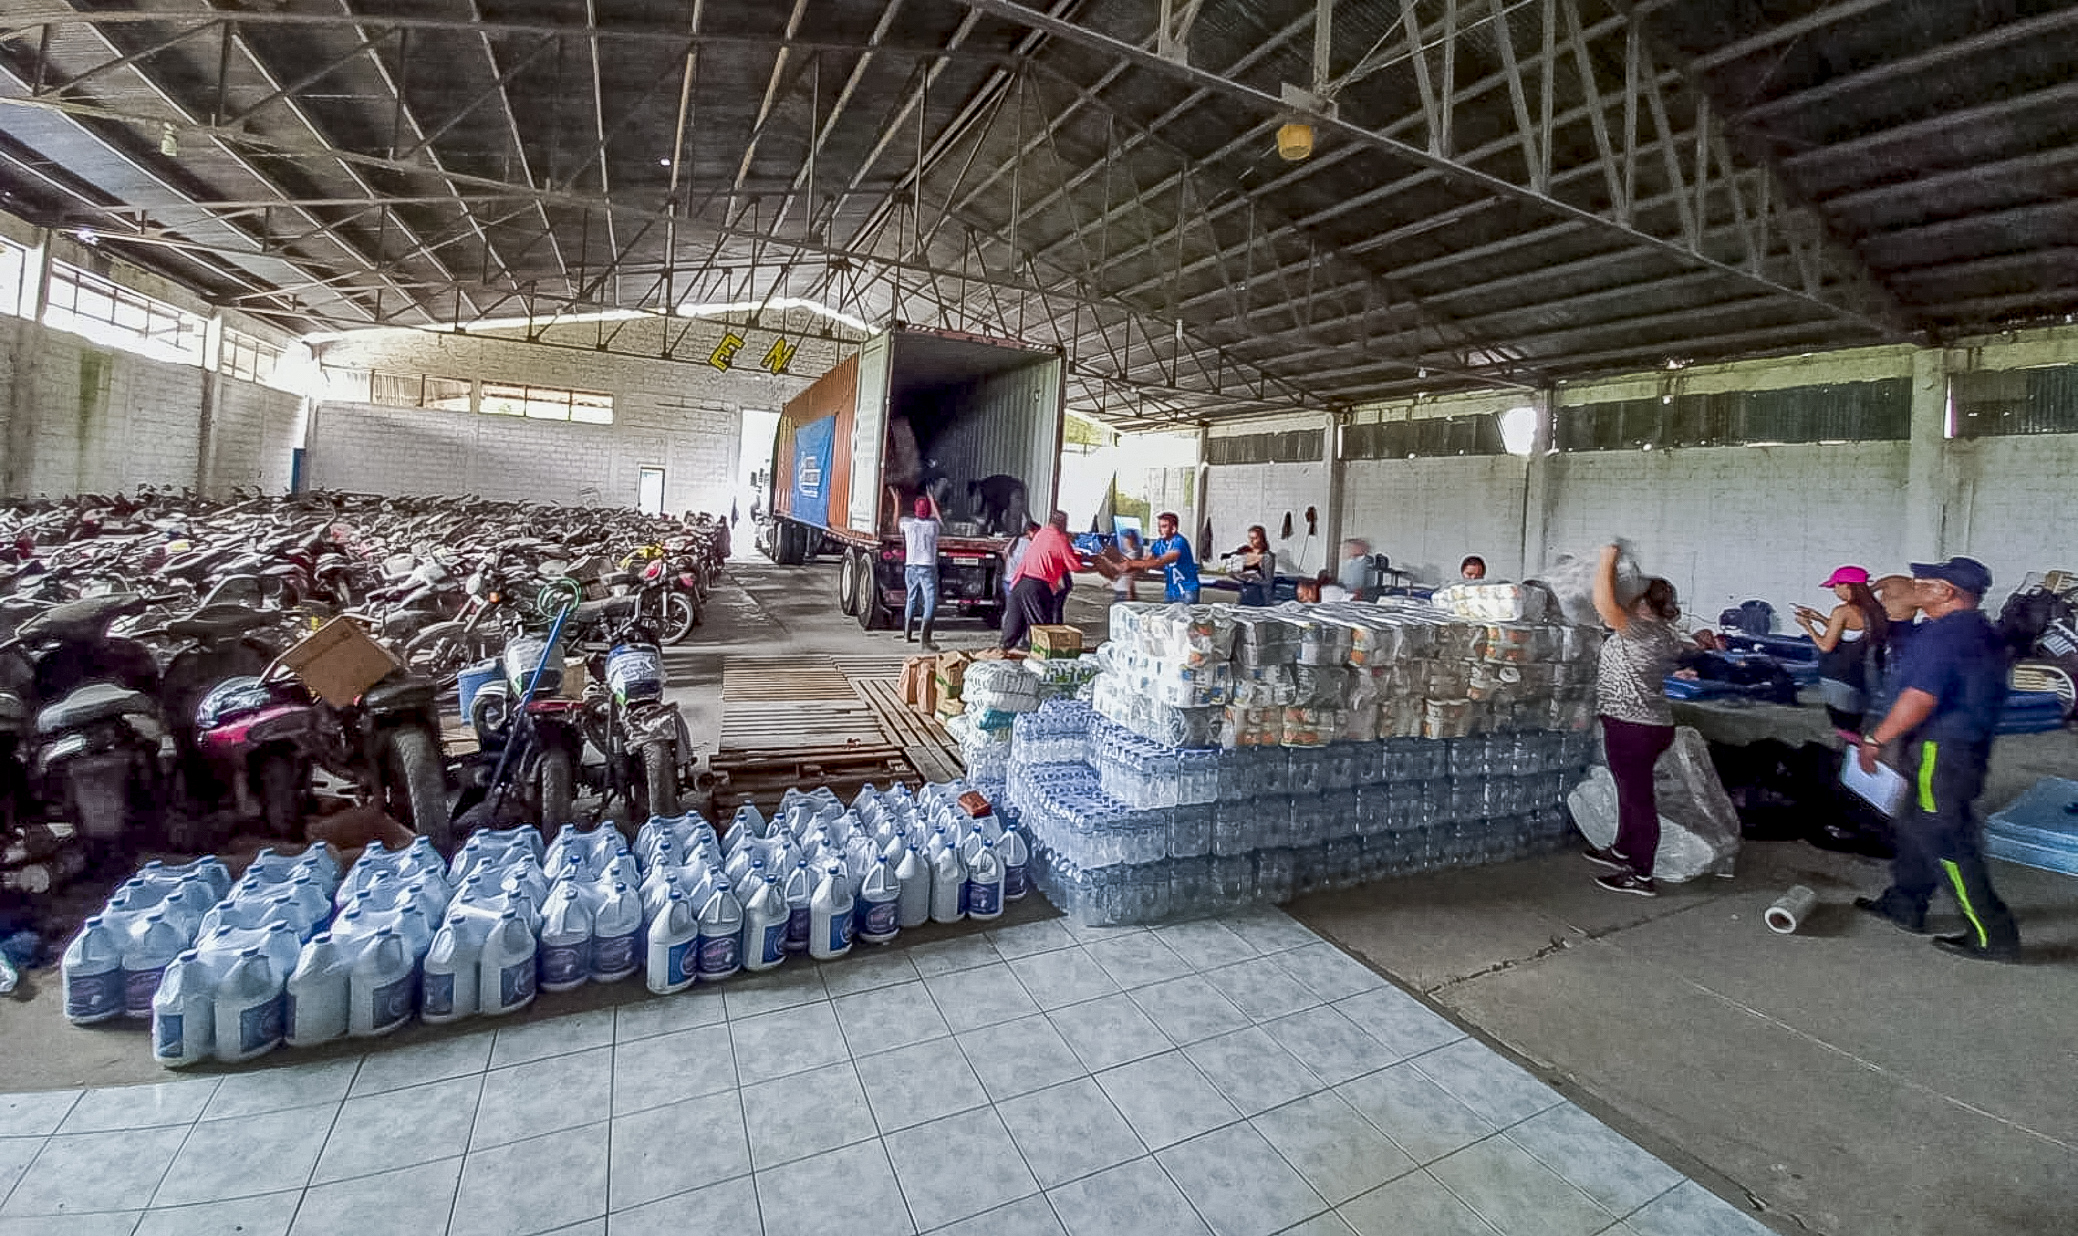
[1276,121,1313,161]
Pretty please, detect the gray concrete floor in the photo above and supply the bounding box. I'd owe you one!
[4,556,2073,1236]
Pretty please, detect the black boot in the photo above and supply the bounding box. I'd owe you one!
[920,616,937,650]
[904,614,917,643]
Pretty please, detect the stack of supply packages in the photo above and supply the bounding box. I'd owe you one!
[947,660,1047,799]
[1010,598,1600,925]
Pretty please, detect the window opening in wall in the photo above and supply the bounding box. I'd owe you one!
[219,328,282,386]
[637,467,666,515]
[42,260,205,365]
[1950,365,2078,437]
[480,381,615,424]
[371,371,471,410]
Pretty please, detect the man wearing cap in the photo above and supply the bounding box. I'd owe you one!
[1855,556,2020,961]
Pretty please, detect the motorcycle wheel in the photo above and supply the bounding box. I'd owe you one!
[640,742,678,818]
[659,591,698,645]
[255,753,307,840]
[537,745,575,833]
[384,726,452,850]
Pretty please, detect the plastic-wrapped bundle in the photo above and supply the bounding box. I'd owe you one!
[1292,665,1351,708]
[1431,581,1555,623]
[1091,672,1222,747]
[1095,644,1234,707]
[1134,605,1234,666]
[948,714,1013,783]
[1029,654,1102,698]
[1275,607,1354,667]
[1226,610,1299,667]
[1535,542,1641,627]
[963,660,1043,714]
[1221,704,1284,748]
[1010,698,1095,769]
[1231,664,1298,707]
[1280,706,1342,747]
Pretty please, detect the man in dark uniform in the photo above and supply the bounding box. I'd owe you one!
[1854,556,2020,961]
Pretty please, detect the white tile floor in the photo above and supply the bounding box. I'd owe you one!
[0,908,1778,1236]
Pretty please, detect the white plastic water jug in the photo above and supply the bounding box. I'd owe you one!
[808,866,854,961]
[285,932,351,1047]
[930,846,967,924]
[965,843,1005,921]
[348,929,415,1038]
[646,890,700,994]
[1000,826,1030,900]
[213,948,284,1064]
[781,861,815,954]
[62,916,127,1025]
[893,847,931,929]
[695,883,743,982]
[590,881,644,983]
[538,884,594,993]
[480,909,538,1016]
[121,911,188,1020]
[422,913,490,1023]
[739,877,788,972]
[855,858,901,944]
[151,951,216,1068]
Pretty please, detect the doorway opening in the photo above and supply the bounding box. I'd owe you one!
[637,466,666,515]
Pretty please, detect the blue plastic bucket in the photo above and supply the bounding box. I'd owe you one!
[457,659,500,724]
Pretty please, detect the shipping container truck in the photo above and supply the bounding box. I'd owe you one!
[762,323,1066,630]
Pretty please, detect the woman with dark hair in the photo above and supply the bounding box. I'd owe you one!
[1795,565,1891,738]
[1230,525,1277,606]
[1587,545,1684,897]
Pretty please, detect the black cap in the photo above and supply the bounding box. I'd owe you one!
[1909,556,1993,598]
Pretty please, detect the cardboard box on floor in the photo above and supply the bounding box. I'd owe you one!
[277,617,401,707]
[899,655,934,708]
[306,805,416,869]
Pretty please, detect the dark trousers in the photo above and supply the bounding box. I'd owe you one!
[1000,576,1054,650]
[1601,716,1674,876]
[1888,739,2018,948]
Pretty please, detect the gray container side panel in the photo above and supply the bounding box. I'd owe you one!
[848,332,893,533]
[920,358,1064,528]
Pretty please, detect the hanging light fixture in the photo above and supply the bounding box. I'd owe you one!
[1276,120,1314,161]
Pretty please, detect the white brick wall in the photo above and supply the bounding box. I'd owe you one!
[310,325,817,514]
[1206,459,1335,577]
[1945,434,2078,593]
[1343,454,1532,583]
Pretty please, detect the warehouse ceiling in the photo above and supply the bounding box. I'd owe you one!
[0,0,2073,428]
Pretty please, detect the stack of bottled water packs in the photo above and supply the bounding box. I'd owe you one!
[68,781,1035,1069]
[1002,600,1602,926]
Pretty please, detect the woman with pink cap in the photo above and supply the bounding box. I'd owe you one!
[1795,565,1890,737]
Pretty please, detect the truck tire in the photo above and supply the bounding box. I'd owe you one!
[838,552,861,616]
[857,560,893,631]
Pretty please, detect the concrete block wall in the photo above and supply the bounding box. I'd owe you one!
[1343,454,1532,584]
[1945,434,2078,594]
[207,379,304,494]
[24,321,206,495]
[311,325,814,515]
[1206,457,1335,577]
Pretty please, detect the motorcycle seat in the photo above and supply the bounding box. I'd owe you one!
[36,683,156,735]
[362,676,438,712]
[0,692,25,728]
[573,597,638,622]
[15,593,146,644]
[166,604,276,641]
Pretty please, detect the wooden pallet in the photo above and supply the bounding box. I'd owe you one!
[721,654,856,702]
[854,677,966,784]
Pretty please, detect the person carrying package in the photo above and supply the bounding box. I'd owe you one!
[1338,539,1372,599]
[901,495,941,648]
[1585,543,1686,897]
[1126,511,1202,604]
[1112,529,1145,603]
[1854,557,2020,962]
[1227,525,1277,606]
[1000,511,1084,651]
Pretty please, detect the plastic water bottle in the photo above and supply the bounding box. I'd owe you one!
[929,846,967,924]
[590,882,644,983]
[285,933,350,1047]
[61,916,125,1025]
[120,911,187,1020]
[999,826,1030,900]
[422,914,489,1024]
[893,846,931,929]
[966,843,1005,921]
[481,909,539,1015]
[151,951,216,1068]
[538,885,593,994]
[213,949,284,1064]
[780,861,815,954]
[646,891,700,994]
[348,929,415,1038]
[808,867,854,961]
[854,858,901,944]
[739,878,788,972]
[696,883,744,982]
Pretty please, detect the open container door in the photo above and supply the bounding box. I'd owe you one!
[847,331,893,535]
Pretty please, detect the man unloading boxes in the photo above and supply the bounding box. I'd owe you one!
[1000,510,1085,651]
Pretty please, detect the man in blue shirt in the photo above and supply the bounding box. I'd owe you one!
[1855,556,2019,961]
[1128,511,1201,603]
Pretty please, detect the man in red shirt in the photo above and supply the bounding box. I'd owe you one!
[1000,510,1084,650]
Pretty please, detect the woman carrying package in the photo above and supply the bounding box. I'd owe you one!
[1794,565,1890,739]
[1230,525,1277,606]
[1587,544,1685,896]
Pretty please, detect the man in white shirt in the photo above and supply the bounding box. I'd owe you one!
[900,496,941,647]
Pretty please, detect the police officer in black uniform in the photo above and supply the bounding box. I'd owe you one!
[1854,556,2020,961]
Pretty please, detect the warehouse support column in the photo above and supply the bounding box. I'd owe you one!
[1904,347,1948,557]
[1321,412,1344,576]
[194,311,223,497]
[3,229,51,497]
[1193,422,1211,549]
[1519,389,1557,577]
